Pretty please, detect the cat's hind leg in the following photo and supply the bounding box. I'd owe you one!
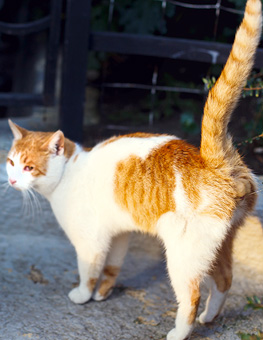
[165,257,201,340]
[159,222,201,339]
[198,276,229,324]
[93,232,130,301]
[198,233,233,324]
[158,213,229,340]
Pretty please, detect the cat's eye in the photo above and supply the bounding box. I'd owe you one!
[24,165,34,172]
[7,158,14,166]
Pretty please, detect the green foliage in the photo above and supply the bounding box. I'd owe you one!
[158,73,201,134]
[236,297,263,340]
[91,1,111,31]
[237,330,263,340]
[227,0,247,10]
[115,0,175,35]
[202,76,216,91]
[203,73,263,144]
[89,1,175,71]
[91,0,175,35]
[245,296,263,310]
[242,73,263,98]
[107,103,150,124]
[244,112,263,140]
[180,112,199,134]
[202,72,263,101]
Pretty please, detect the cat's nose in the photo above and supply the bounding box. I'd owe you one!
[9,178,17,185]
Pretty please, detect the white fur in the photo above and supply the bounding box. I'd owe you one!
[6,135,233,340]
[93,233,130,301]
[157,210,230,339]
[7,153,34,190]
[199,276,228,324]
[6,0,262,335]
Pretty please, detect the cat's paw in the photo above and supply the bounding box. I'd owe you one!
[166,328,190,340]
[68,287,92,304]
[198,311,217,324]
[93,288,113,301]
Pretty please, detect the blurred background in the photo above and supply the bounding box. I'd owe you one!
[0,0,263,173]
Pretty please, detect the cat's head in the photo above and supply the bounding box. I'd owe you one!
[6,120,67,195]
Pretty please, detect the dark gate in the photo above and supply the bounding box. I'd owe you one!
[60,0,263,142]
[0,0,62,107]
[1,1,263,142]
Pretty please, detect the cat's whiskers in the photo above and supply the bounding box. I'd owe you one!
[28,188,41,216]
[249,186,263,197]
[21,188,41,220]
[255,191,263,199]
[21,189,32,217]
[0,181,10,195]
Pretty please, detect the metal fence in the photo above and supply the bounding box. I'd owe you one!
[1,1,263,141]
[0,0,62,107]
[60,0,263,141]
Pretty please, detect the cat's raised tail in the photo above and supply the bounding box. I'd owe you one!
[200,0,262,168]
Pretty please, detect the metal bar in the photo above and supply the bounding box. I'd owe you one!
[156,0,244,14]
[89,31,263,67]
[0,16,51,35]
[108,0,115,29]
[59,0,92,142]
[43,0,63,106]
[0,93,43,106]
[213,0,221,40]
[100,82,204,94]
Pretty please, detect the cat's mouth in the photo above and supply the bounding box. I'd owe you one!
[8,180,23,191]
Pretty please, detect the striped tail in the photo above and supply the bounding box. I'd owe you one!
[200,0,262,168]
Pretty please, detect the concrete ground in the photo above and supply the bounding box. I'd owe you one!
[0,117,263,340]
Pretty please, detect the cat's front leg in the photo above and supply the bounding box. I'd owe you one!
[69,242,109,304]
[93,232,130,301]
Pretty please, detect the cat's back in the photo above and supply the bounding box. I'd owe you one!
[92,132,177,161]
[54,132,236,234]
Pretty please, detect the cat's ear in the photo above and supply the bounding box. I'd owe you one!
[8,119,28,140]
[48,130,65,156]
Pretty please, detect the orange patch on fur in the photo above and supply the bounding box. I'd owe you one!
[98,279,114,298]
[98,265,120,298]
[11,131,56,177]
[9,128,77,175]
[103,265,120,278]
[83,146,93,152]
[114,139,179,233]
[188,279,201,325]
[115,139,236,232]
[64,138,76,159]
[88,278,98,292]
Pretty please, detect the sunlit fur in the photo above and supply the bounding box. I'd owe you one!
[6,1,262,339]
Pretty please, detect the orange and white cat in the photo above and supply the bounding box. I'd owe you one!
[6,0,262,339]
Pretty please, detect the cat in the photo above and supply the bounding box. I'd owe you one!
[5,0,262,339]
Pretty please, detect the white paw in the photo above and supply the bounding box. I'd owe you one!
[167,328,177,340]
[93,288,113,302]
[198,311,216,324]
[166,327,191,340]
[166,328,182,340]
[68,287,92,304]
